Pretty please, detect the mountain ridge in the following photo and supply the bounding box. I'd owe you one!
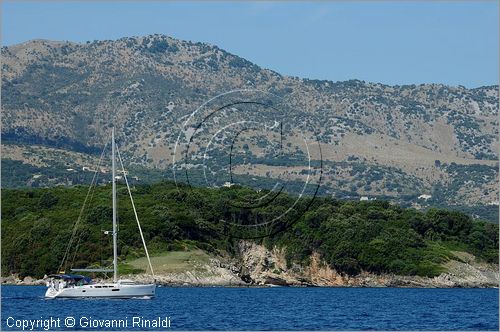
[4,36,498,89]
[2,34,498,220]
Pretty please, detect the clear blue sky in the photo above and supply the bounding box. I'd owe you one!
[2,1,498,87]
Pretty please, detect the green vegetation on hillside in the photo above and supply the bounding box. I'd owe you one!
[3,155,498,223]
[1,181,498,279]
[3,36,498,217]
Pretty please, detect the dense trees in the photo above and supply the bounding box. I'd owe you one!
[1,181,498,279]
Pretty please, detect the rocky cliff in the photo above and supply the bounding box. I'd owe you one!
[5,243,497,288]
[232,241,499,288]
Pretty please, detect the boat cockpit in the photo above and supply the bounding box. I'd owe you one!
[47,274,92,290]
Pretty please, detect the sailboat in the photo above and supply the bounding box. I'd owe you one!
[45,128,156,299]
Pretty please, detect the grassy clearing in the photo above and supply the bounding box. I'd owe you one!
[126,249,212,274]
[118,263,145,274]
[449,251,475,264]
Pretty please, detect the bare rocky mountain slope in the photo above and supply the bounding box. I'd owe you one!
[2,35,498,220]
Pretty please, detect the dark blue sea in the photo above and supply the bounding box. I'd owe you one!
[1,286,498,330]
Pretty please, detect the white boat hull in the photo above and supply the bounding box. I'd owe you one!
[48,129,157,300]
[45,283,155,299]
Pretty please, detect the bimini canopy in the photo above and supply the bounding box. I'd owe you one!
[48,274,92,283]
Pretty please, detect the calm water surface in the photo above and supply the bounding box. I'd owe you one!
[1,286,498,330]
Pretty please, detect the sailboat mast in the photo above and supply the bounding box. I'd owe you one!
[112,127,118,283]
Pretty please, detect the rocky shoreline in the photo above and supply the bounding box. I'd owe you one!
[1,275,47,286]
[3,243,498,288]
[2,271,498,288]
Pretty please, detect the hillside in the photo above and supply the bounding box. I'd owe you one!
[1,182,498,286]
[1,34,499,221]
